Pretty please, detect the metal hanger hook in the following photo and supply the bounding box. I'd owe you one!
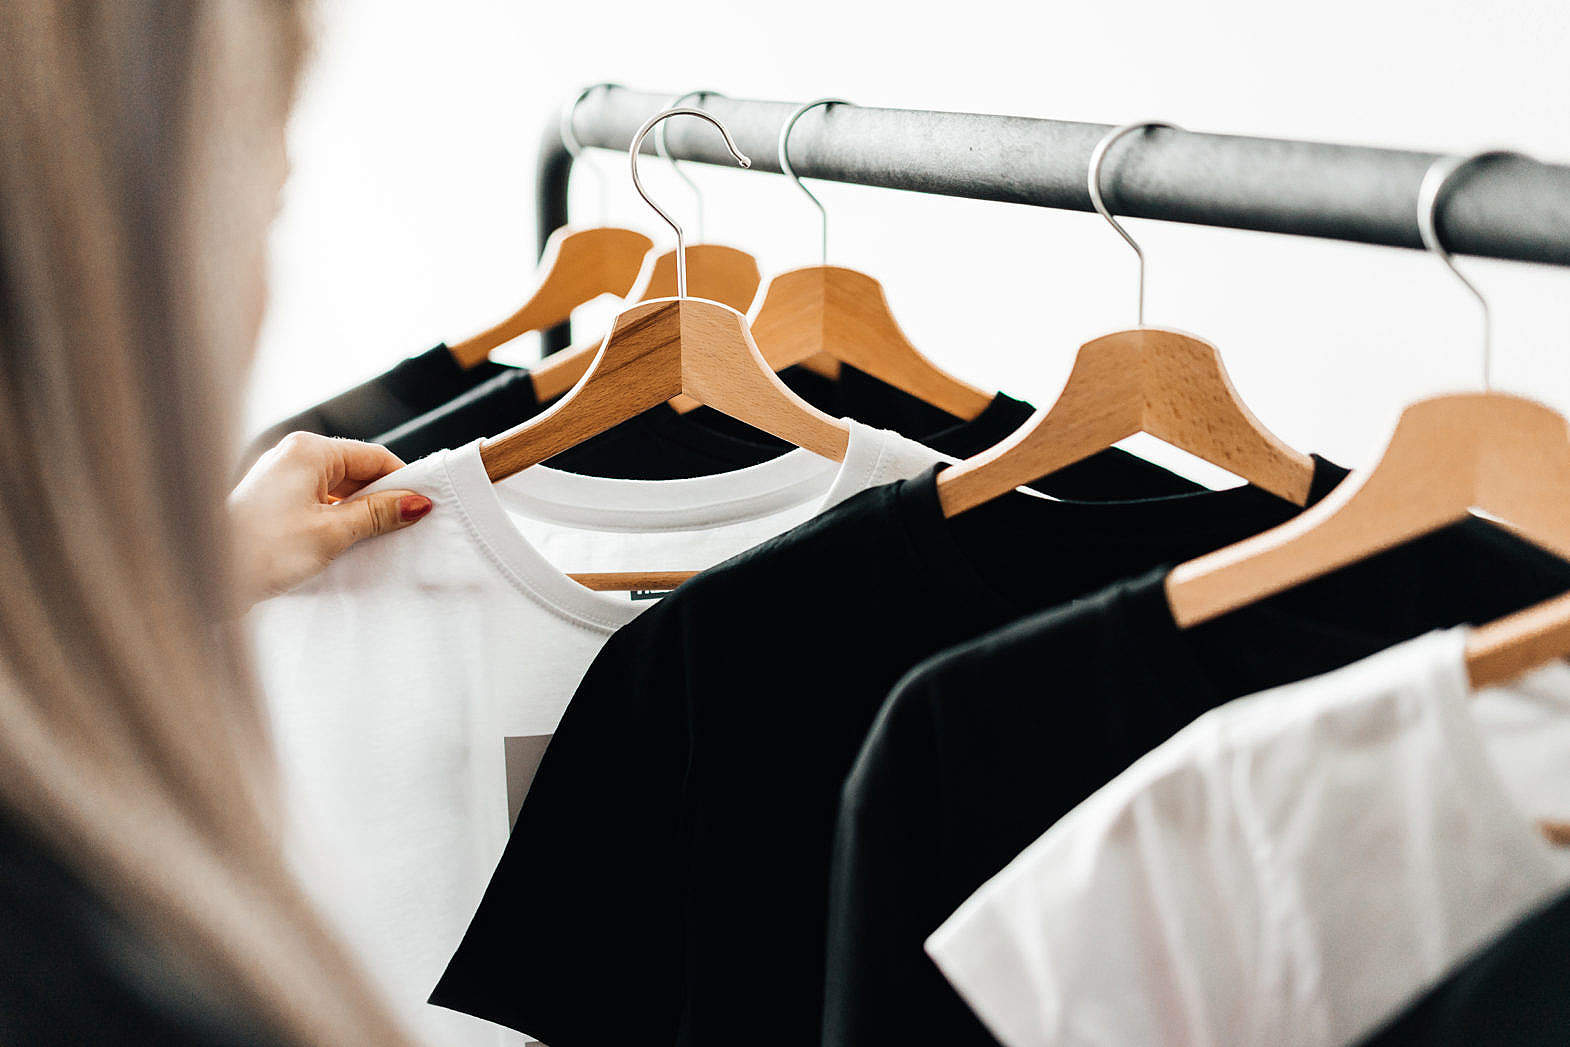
[1417,150,1519,391]
[629,108,752,299]
[779,98,850,266]
[1088,121,1180,327]
[656,90,727,243]
[560,82,622,221]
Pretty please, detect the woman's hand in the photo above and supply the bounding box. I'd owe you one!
[229,432,433,606]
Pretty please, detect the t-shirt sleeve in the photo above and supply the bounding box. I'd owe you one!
[923,733,1265,1047]
[823,670,968,1046]
[431,604,694,1047]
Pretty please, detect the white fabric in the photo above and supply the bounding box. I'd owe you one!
[926,629,1570,1047]
[251,423,941,1046]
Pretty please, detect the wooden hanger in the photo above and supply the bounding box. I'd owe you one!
[447,225,654,369]
[1169,150,1570,846]
[1166,152,1570,695]
[528,242,763,401]
[449,84,655,369]
[747,99,993,420]
[479,108,852,592]
[934,121,1314,517]
[1166,392,1570,628]
[1468,589,1570,688]
[531,88,767,403]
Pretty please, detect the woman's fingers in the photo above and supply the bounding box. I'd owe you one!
[229,433,431,606]
[322,490,433,551]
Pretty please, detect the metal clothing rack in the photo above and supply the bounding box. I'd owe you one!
[535,86,1570,353]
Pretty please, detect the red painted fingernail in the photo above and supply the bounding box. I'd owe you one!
[399,494,432,521]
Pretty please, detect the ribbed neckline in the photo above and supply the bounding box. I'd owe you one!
[438,420,907,633]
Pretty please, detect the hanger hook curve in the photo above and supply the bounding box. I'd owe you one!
[559,82,622,222]
[779,98,850,266]
[1417,150,1519,391]
[656,89,727,244]
[1088,121,1180,327]
[630,108,752,299]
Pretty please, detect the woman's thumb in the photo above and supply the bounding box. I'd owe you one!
[334,490,433,550]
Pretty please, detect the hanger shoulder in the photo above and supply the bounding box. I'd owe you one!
[450,226,653,370]
[935,335,1147,515]
[821,267,993,418]
[530,245,764,403]
[1132,328,1315,504]
[751,265,994,420]
[678,299,851,461]
[749,266,827,365]
[479,300,683,481]
[1166,393,1570,628]
[1466,590,1570,688]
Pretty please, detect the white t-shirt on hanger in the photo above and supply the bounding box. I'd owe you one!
[925,628,1570,1047]
[250,422,943,1047]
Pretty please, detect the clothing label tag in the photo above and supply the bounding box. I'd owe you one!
[504,735,553,828]
[629,589,673,602]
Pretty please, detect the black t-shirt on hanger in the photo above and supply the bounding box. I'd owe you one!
[239,344,516,474]
[1350,887,1570,1046]
[431,459,1358,1047]
[825,532,1570,1047]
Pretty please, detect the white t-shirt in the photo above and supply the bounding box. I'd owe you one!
[926,628,1570,1047]
[250,422,941,1046]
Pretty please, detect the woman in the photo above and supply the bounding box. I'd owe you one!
[1,2,435,1043]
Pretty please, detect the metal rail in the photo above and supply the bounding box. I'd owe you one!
[537,86,1570,352]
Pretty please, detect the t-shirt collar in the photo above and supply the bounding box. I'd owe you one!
[890,455,1348,616]
[438,419,901,633]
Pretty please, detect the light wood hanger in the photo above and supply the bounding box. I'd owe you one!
[528,243,763,401]
[746,99,994,420]
[447,225,654,369]
[478,107,852,592]
[935,121,1314,517]
[1166,392,1570,629]
[449,85,655,369]
[529,90,766,403]
[1165,152,1570,689]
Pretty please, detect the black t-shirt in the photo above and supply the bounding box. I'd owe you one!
[827,535,1570,1047]
[1352,887,1570,1046]
[375,359,1202,498]
[432,459,1353,1047]
[240,344,515,473]
[0,807,278,1046]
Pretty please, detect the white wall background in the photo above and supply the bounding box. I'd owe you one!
[249,0,1570,475]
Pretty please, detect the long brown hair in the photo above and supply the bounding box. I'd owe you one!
[0,3,417,1043]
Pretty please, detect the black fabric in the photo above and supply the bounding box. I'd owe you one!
[1352,887,1570,1046]
[432,458,1353,1047]
[826,527,1570,1047]
[0,806,278,1046]
[377,368,541,464]
[371,358,1202,497]
[240,344,515,473]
